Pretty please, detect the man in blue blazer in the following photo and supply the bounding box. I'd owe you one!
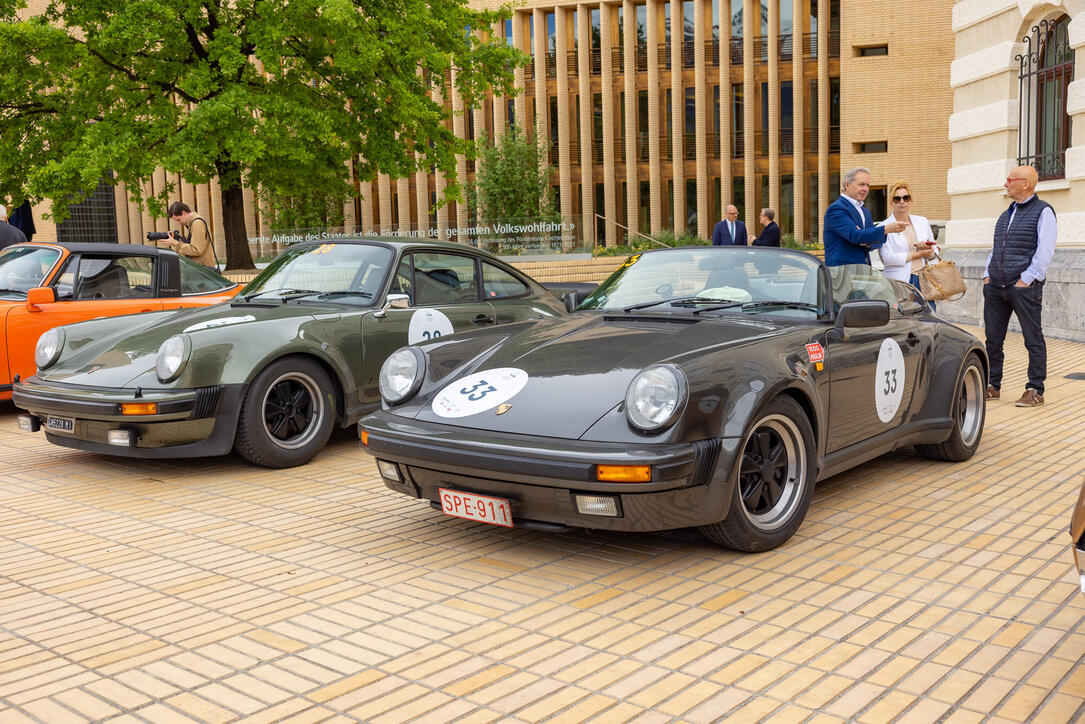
[823,168,908,266]
[712,204,747,245]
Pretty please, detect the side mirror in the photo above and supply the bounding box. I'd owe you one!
[835,299,890,332]
[25,287,56,313]
[565,290,592,312]
[374,293,411,319]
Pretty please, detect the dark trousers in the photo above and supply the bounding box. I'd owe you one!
[983,281,1046,394]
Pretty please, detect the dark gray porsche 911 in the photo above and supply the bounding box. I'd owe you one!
[358,246,987,551]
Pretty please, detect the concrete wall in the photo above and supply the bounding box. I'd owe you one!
[947,0,1085,249]
[936,248,1085,342]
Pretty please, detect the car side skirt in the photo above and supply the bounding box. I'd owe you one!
[817,417,955,481]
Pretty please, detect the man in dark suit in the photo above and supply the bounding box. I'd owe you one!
[712,204,747,246]
[0,204,28,251]
[823,167,907,266]
[750,208,781,246]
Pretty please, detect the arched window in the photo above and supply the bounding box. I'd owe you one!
[1018,16,1074,180]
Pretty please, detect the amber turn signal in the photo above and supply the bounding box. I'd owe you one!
[121,403,157,415]
[596,464,651,482]
[359,430,369,446]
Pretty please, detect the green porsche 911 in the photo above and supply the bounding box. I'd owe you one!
[13,238,570,467]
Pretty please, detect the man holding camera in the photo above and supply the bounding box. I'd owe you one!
[154,202,216,268]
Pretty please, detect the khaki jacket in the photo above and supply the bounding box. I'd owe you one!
[175,215,216,267]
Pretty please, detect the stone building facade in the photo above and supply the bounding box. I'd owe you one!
[937,1,1084,341]
[18,0,954,252]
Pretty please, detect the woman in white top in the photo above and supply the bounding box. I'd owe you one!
[879,180,938,306]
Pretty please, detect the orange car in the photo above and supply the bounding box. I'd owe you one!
[0,242,240,400]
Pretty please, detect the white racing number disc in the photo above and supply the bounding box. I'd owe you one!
[875,337,906,423]
[408,308,455,345]
[432,368,529,418]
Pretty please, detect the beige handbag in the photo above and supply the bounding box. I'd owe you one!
[916,251,966,301]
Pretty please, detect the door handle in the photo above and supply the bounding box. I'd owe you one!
[473,314,495,325]
[906,332,920,347]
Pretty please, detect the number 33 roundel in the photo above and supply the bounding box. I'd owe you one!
[875,338,906,423]
[432,368,529,418]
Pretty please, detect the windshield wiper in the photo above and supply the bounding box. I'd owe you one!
[691,301,744,314]
[0,288,28,297]
[307,290,374,300]
[623,296,739,313]
[242,288,321,302]
[741,300,821,312]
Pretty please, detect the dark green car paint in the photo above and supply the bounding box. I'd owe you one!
[14,239,567,460]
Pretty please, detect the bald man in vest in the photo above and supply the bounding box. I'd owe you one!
[983,165,1056,408]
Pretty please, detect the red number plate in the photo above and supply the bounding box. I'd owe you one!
[438,488,513,528]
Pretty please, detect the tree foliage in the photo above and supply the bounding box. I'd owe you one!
[0,0,524,268]
[472,125,555,227]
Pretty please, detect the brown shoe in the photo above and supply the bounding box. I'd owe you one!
[1015,389,1044,407]
[985,385,1000,400]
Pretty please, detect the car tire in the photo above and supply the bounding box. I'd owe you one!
[916,353,985,462]
[234,357,337,468]
[699,396,815,552]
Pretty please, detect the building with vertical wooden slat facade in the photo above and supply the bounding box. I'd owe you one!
[20,0,957,253]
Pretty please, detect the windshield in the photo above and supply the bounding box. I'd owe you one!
[0,245,61,298]
[579,247,825,318]
[241,242,393,305]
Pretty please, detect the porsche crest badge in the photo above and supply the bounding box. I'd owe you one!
[495,403,512,415]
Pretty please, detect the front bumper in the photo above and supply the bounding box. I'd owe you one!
[359,410,740,532]
[13,376,245,458]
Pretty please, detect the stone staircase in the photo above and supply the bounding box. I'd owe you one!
[508,256,626,285]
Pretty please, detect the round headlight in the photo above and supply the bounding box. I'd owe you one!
[625,364,686,431]
[35,327,64,369]
[379,347,425,404]
[155,334,191,382]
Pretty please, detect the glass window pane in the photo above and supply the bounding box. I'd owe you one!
[482,262,529,299]
[178,255,232,295]
[0,245,60,296]
[74,255,155,300]
[413,252,479,305]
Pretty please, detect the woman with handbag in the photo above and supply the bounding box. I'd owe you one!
[879,180,938,307]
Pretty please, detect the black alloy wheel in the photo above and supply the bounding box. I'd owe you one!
[235,356,337,468]
[699,396,815,552]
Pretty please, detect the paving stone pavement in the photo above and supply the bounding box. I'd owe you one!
[1,326,1083,723]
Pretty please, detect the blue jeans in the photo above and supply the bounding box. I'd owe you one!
[909,273,936,311]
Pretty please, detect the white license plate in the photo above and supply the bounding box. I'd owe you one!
[1074,545,1085,595]
[438,488,513,528]
[46,415,74,433]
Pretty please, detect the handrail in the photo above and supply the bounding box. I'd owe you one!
[594,214,669,251]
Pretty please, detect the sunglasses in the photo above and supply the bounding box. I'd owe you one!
[892,195,911,203]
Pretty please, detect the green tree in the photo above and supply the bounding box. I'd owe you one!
[0,0,523,269]
[473,125,555,227]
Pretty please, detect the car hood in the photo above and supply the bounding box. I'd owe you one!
[37,302,335,388]
[410,312,785,437]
